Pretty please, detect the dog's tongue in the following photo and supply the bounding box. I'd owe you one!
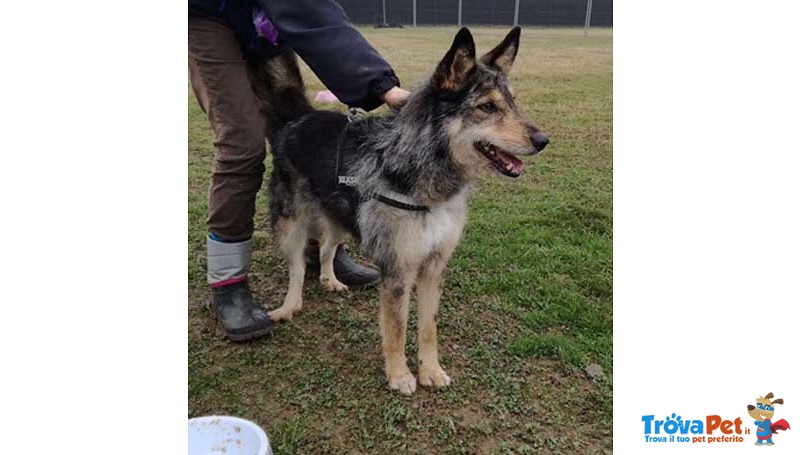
[495,149,525,176]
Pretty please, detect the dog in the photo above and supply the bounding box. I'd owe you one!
[746,392,791,445]
[267,27,549,395]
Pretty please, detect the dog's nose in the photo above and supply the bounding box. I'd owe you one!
[531,131,549,151]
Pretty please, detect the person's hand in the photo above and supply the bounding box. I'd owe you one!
[382,86,411,110]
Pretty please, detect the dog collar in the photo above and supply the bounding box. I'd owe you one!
[372,190,429,212]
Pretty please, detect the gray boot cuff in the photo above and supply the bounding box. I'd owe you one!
[207,236,252,286]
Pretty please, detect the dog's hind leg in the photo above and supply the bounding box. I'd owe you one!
[269,216,308,322]
[416,253,452,388]
[379,271,416,395]
[318,219,348,293]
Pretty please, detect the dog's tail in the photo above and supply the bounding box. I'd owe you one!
[250,48,314,146]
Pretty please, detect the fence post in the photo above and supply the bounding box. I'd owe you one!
[413,0,416,27]
[458,0,462,27]
[382,0,387,25]
[514,0,520,27]
[584,0,593,36]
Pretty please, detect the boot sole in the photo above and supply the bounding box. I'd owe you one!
[204,298,274,342]
[225,325,273,342]
[340,277,379,288]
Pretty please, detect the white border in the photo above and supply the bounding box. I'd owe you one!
[615,0,800,452]
[0,2,187,454]
[2,1,800,453]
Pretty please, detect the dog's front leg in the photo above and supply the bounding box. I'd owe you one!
[416,257,451,388]
[379,276,415,395]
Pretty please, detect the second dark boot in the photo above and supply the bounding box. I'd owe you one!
[305,242,379,287]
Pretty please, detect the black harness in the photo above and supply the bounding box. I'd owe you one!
[335,109,429,212]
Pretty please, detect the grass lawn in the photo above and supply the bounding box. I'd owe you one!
[189,26,612,454]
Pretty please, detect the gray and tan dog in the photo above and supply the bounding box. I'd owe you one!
[267,27,548,395]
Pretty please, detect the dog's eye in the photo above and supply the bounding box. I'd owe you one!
[478,102,497,114]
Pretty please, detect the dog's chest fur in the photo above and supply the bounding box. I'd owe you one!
[416,188,469,252]
[359,187,469,270]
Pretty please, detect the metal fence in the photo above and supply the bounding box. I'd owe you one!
[336,0,612,27]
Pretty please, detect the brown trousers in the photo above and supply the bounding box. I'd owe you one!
[189,17,288,242]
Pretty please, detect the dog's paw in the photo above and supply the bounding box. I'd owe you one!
[269,295,303,322]
[268,306,294,322]
[418,365,451,388]
[320,275,348,293]
[388,371,417,395]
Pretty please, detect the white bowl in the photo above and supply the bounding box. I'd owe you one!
[188,416,272,455]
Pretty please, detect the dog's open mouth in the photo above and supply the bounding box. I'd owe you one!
[474,141,525,177]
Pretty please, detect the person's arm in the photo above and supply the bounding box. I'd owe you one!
[259,0,407,111]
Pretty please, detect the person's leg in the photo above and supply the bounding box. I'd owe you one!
[189,17,272,341]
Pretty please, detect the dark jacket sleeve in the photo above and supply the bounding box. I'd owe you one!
[258,0,400,111]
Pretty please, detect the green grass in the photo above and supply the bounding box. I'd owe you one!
[189,27,612,453]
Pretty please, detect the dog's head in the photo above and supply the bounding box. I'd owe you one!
[747,392,783,421]
[430,27,548,178]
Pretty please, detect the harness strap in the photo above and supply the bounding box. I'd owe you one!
[335,108,429,212]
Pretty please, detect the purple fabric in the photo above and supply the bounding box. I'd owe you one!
[253,8,279,46]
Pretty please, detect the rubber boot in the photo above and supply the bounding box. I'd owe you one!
[305,241,379,287]
[207,235,272,341]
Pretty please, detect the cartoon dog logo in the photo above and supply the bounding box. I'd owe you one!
[747,392,791,446]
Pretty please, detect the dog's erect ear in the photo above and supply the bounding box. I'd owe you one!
[765,392,775,399]
[480,26,521,74]
[432,27,476,92]
[772,398,784,405]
